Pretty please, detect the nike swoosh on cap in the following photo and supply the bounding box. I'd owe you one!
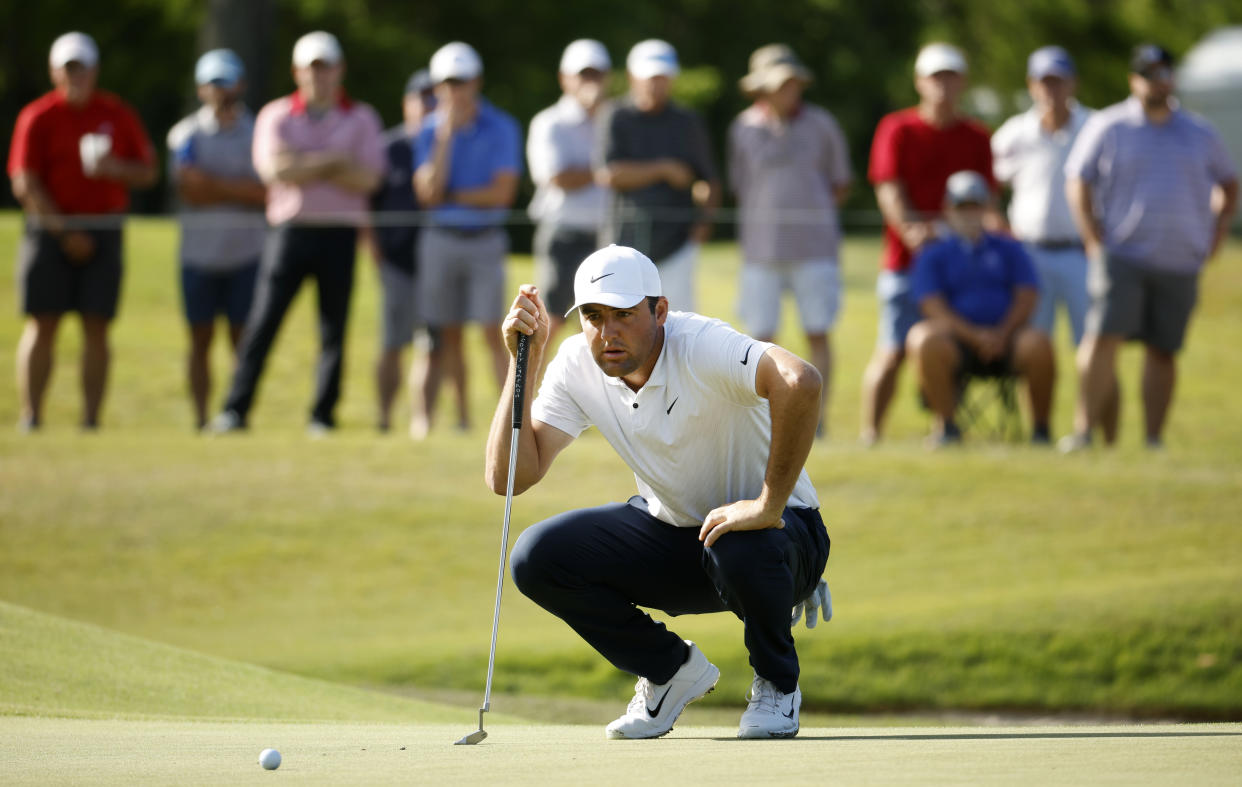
[589,272,615,283]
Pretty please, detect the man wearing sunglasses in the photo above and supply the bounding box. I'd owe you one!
[1063,44,1237,451]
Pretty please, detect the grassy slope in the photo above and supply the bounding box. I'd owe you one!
[1,214,1240,718]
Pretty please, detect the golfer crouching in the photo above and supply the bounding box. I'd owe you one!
[485,244,831,739]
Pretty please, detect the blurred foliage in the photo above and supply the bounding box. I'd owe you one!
[2,0,1240,219]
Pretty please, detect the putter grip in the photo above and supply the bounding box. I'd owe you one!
[512,332,530,429]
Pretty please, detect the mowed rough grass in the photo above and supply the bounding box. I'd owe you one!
[1,213,1241,719]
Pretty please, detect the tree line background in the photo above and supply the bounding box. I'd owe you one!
[2,0,1239,228]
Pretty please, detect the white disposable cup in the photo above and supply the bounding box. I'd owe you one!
[79,133,112,176]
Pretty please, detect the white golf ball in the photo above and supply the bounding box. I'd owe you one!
[259,748,281,770]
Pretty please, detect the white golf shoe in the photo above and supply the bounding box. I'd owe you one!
[605,640,720,739]
[737,675,801,738]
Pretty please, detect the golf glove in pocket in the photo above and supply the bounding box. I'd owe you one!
[791,578,832,629]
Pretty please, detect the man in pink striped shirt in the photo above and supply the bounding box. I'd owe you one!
[210,31,384,435]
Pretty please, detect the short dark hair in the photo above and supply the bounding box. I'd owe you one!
[646,296,660,313]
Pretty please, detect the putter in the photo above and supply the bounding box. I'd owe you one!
[456,331,530,746]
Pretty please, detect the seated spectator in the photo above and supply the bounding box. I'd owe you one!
[906,170,1054,446]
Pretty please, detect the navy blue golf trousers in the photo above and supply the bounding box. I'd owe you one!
[510,496,830,694]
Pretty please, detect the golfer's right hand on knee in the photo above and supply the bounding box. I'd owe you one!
[503,284,550,358]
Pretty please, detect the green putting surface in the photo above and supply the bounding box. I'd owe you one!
[3,717,1240,785]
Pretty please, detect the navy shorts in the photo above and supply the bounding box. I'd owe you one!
[180,260,259,326]
[18,227,123,318]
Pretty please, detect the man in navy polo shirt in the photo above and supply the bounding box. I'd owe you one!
[906,170,1055,445]
[413,42,523,436]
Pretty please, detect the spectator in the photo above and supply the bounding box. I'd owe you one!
[907,171,1054,446]
[862,43,998,445]
[209,31,385,435]
[598,39,720,313]
[992,47,1094,440]
[728,44,852,437]
[1062,44,1238,451]
[8,32,157,431]
[167,49,267,430]
[368,69,440,435]
[527,39,612,352]
[413,42,522,436]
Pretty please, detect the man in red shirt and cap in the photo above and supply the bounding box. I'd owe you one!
[8,32,157,431]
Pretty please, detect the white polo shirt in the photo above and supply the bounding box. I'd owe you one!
[991,103,1091,243]
[526,95,609,230]
[531,311,820,527]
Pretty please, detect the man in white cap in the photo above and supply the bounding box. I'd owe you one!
[527,39,613,353]
[487,248,831,740]
[167,49,267,430]
[906,171,1054,446]
[728,44,852,438]
[8,31,157,431]
[413,42,523,437]
[597,40,720,312]
[861,42,997,445]
[210,31,385,434]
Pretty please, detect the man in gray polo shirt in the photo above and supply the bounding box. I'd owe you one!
[598,39,720,313]
[728,44,851,437]
[168,49,267,429]
[1063,44,1237,450]
[528,39,612,351]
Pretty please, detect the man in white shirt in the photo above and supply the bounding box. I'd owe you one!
[527,39,612,351]
[486,244,830,740]
[992,46,1091,346]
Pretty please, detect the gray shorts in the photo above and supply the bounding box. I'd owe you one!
[378,260,417,351]
[18,227,123,318]
[1086,253,1198,354]
[534,224,598,317]
[416,227,507,327]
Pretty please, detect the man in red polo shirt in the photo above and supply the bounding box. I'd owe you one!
[861,43,998,445]
[8,32,157,431]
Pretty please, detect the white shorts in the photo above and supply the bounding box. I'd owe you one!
[737,259,841,339]
[654,241,699,314]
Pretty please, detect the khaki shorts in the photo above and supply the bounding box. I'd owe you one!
[1085,253,1198,354]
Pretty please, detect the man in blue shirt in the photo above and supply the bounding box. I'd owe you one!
[907,170,1055,445]
[413,42,523,436]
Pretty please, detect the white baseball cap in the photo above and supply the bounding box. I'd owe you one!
[626,39,679,80]
[566,245,662,317]
[430,42,483,83]
[50,32,99,69]
[292,31,343,68]
[560,39,611,75]
[914,42,967,77]
[195,49,245,87]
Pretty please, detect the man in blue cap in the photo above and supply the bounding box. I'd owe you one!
[167,49,267,429]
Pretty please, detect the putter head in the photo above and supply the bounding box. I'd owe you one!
[454,729,487,745]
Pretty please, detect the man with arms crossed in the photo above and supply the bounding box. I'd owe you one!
[598,40,721,312]
[527,39,612,352]
[729,44,852,437]
[862,43,997,445]
[168,49,267,430]
[1063,44,1237,450]
[487,245,831,739]
[9,32,157,431]
[210,32,384,434]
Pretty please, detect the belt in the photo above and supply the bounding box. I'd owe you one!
[1030,239,1083,251]
[434,225,499,238]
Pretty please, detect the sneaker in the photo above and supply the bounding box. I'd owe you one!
[207,410,246,434]
[1057,432,1091,454]
[605,640,719,740]
[307,419,334,439]
[737,675,801,739]
[1031,425,1052,446]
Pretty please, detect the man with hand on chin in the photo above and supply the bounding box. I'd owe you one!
[485,244,831,740]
